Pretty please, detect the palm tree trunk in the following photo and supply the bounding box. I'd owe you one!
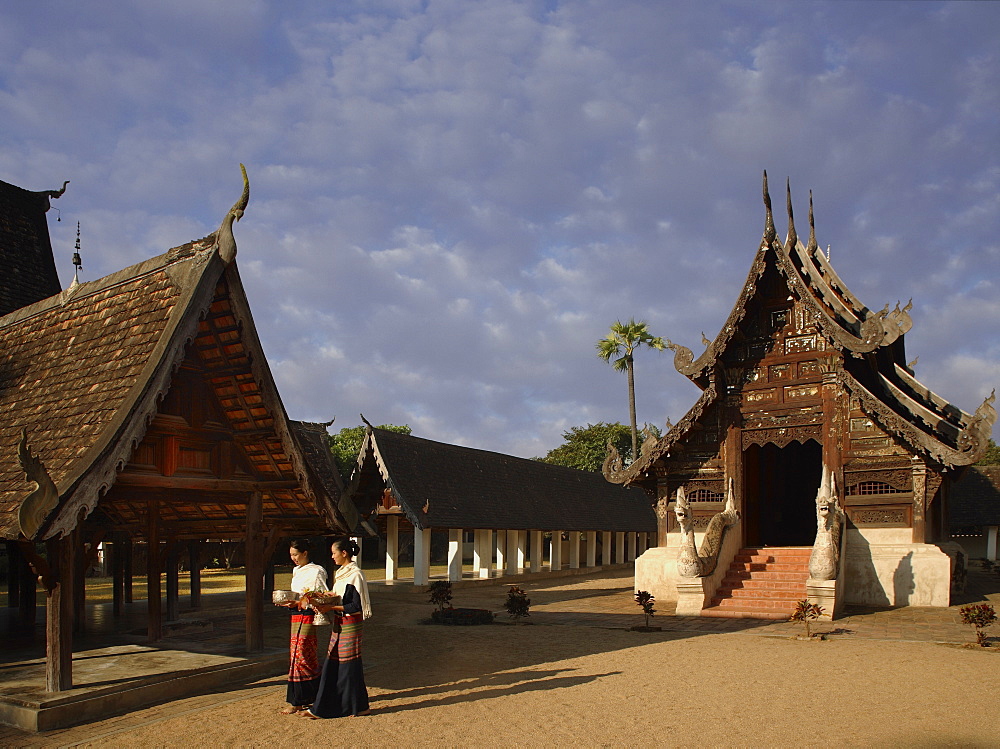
[626,356,638,462]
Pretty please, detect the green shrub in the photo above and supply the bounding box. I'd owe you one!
[959,603,997,646]
[789,599,824,638]
[428,580,453,611]
[505,585,530,622]
[634,590,656,627]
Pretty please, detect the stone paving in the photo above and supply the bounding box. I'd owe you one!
[1,563,998,747]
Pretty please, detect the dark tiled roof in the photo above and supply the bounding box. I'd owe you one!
[0,179,63,317]
[363,428,656,532]
[951,466,1000,527]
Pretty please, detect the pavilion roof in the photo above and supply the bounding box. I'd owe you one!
[0,180,348,541]
[950,466,1000,528]
[349,428,656,533]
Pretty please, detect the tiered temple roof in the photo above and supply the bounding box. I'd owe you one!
[605,172,995,485]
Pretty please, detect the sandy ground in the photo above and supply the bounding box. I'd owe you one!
[9,570,1000,748]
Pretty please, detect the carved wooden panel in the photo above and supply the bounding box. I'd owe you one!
[742,424,823,449]
[785,384,819,400]
[848,505,911,527]
[845,468,912,492]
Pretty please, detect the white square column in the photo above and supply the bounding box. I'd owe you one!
[495,530,507,576]
[472,529,485,578]
[413,527,431,586]
[507,530,525,574]
[448,528,463,582]
[988,526,998,561]
[550,532,563,571]
[601,531,613,566]
[626,532,637,562]
[385,515,399,581]
[568,533,580,569]
[585,531,597,567]
[615,532,626,564]
[529,531,543,573]
[638,532,648,553]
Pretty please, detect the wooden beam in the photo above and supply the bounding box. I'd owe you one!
[113,474,299,492]
[245,491,264,652]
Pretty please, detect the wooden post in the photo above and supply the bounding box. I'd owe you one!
[17,543,37,626]
[73,532,86,634]
[413,527,431,586]
[447,529,463,581]
[550,532,563,571]
[165,542,179,622]
[385,515,399,581]
[123,537,133,604]
[45,535,73,691]
[188,541,202,611]
[245,491,264,652]
[147,502,162,643]
[529,531,543,573]
[112,535,124,616]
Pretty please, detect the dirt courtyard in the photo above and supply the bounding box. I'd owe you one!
[7,570,1000,747]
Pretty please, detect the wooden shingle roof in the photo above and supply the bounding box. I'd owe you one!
[1,184,348,540]
[352,428,656,533]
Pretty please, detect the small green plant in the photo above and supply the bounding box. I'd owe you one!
[789,599,824,638]
[634,590,656,627]
[959,603,997,646]
[505,585,531,622]
[428,580,453,612]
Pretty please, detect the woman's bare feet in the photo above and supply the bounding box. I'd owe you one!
[280,705,302,715]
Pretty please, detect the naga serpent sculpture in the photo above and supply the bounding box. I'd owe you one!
[17,428,59,539]
[807,466,845,581]
[674,479,740,578]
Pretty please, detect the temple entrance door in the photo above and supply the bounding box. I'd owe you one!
[742,440,822,547]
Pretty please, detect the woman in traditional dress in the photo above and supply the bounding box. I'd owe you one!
[277,539,328,715]
[301,537,372,719]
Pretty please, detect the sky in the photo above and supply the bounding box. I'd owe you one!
[2,1,999,459]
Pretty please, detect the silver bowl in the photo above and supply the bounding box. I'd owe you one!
[272,589,298,604]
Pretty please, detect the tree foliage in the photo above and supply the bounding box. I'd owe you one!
[976,439,1000,466]
[537,422,638,472]
[328,423,412,481]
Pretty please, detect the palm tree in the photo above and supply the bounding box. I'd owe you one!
[596,319,666,462]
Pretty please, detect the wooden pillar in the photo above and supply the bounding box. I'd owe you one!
[447,529,463,582]
[601,530,613,566]
[245,491,264,652]
[495,530,507,575]
[615,531,626,564]
[112,536,125,616]
[165,543,180,622]
[45,535,74,691]
[413,527,431,586]
[585,531,597,567]
[188,541,202,611]
[529,531,543,573]
[72,533,86,634]
[12,541,37,626]
[147,503,162,643]
[626,532,637,562]
[123,537,133,604]
[385,515,399,581]
[568,533,580,569]
[550,532,563,571]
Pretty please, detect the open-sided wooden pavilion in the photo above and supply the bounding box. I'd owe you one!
[0,171,353,692]
[346,426,656,584]
[605,173,996,619]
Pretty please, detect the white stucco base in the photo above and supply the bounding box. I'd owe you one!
[842,528,961,607]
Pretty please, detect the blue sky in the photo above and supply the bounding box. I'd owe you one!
[2,1,998,458]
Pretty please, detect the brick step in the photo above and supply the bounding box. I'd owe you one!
[735,551,812,562]
[701,607,790,620]
[716,586,806,600]
[725,569,809,582]
[729,563,810,573]
[709,595,801,611]
[719,579,808,592]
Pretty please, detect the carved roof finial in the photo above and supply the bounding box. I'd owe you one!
[360,413,374,431]
[785,178,797,249]
[762,171,776,247]
[807,190,818,252]
[215,163,250,265]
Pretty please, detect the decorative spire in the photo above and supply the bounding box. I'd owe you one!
[762,171,776,248]
[215,163,250,265]
[807,190,818,252]
[70,222,83,288]
[784,178,797,249]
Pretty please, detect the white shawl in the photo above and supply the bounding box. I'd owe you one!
[291,562,328,610]
[331,561,372,620]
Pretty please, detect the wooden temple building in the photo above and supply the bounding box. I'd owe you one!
[0,171,353,692]
[346,427,656,585]
[604,173,996,619]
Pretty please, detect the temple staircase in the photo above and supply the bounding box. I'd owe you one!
[702,547,811,619]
